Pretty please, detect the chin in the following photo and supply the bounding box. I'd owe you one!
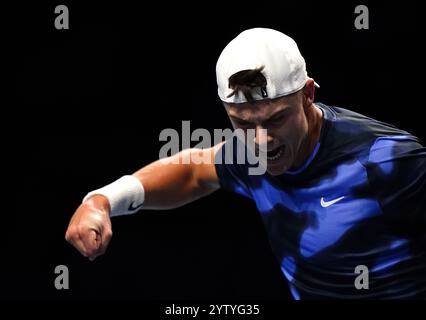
[266,162,289,176]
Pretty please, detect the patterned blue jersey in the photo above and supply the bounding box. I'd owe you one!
[215,103,426,299]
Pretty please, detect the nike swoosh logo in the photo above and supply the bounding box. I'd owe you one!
[128,201,144,211]
[320,196,345,208]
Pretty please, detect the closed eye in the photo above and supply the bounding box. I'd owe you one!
[231,118,253,127]
[265,114,285,126]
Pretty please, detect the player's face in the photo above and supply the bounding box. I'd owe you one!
[224,90,312,176]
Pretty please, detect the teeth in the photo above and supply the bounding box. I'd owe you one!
[266,147,283,161]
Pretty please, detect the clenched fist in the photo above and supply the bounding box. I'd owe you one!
[65,195,113,261]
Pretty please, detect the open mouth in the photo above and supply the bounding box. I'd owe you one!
[266,146,285,161]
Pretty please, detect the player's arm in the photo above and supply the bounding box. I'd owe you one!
[133,144,221,210]
[65,143,223,260]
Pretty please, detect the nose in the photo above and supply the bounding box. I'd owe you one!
[254,125,273,149]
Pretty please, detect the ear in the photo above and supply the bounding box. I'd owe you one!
[303,79,315,107]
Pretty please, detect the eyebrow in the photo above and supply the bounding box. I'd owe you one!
[229,108,289,124]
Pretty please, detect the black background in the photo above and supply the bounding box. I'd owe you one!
[3,0,422,312]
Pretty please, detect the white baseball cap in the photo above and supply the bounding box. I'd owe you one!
[216,28,319,104]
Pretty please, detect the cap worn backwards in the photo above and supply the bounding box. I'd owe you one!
[216,28,319,104]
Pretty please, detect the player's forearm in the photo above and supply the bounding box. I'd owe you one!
[82,147,220,216]
[133,149,218,210]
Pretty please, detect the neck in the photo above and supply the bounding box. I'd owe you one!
[292,104,323,169]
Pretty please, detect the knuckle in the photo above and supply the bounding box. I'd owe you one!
[65,229,78,242]
[105,229,113,239]
[66,226,75,235]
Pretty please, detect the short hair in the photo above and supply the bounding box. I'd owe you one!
[227,66,267,103]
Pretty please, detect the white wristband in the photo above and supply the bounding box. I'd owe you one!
[82,175,145,217]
